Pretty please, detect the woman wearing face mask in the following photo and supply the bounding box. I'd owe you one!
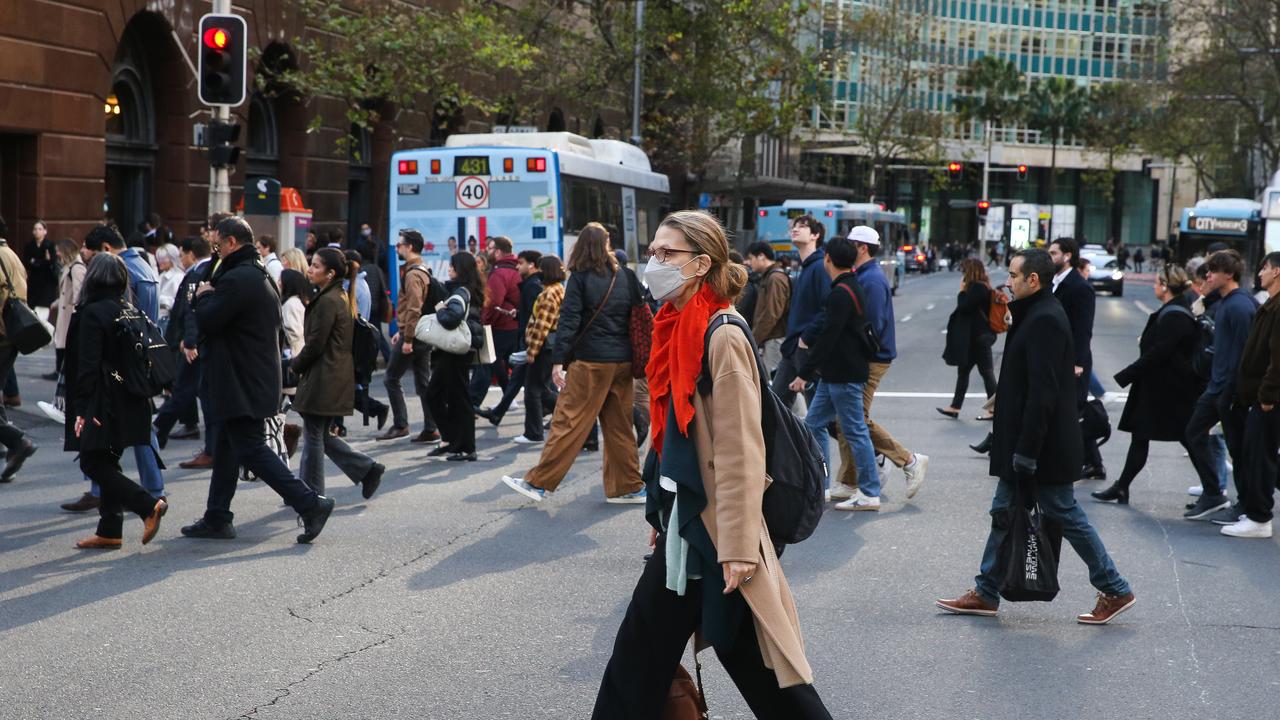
[501,222,645,503]
[290,248,385,499]
[590,210,832,718]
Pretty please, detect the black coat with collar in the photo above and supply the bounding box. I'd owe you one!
[163,259,210,350]
[942,282,994,367]
[990,289,1082,485]
[192,245,283,422]
[63,294,155,452]
[1114,293,1201,440]
[1053,268,1095,375]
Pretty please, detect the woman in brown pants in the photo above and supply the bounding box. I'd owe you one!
[502,223,645,503]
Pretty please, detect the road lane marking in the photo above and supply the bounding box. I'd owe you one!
[901,314,913,322]
[875,391,1128,402]
[925,303,935,310]
[1134,300,1154,314]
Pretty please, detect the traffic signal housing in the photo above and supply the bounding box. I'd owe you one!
[947,162,963,181]
[977,199,991,218]
[207,119,241,169]
[198,13,247,106]
[1016,164,1028,181]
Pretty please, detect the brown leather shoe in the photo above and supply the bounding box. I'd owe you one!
[935,589,998,617]
[1076,592,1136,625]
[75,535,123,550]
[375,426,410,441]
[61,492,101,513]
[179,452,214,469]
[4,394,20,407]
[141,498,168,545]
[283,423,301,458]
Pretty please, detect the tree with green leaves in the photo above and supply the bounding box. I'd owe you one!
[1079,82,1150,239]
[1025,77,1089,226]
[274,0,536,157]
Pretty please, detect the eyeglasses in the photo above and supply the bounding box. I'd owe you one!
[650,247,698,263]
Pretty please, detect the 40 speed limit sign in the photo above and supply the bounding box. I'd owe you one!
[455,176,489,209]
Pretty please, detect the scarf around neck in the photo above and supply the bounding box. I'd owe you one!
[647,283,729,454]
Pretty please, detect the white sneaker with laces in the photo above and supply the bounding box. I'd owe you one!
[1221,517,1272,538]
[827,483,857,501]
[835,490,880,512]
[502,475,546,502]
[1187,485,1202,497]
[512,435,543,445]
[904,453,928,499]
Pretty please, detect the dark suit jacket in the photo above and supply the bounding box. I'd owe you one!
[990,289,1082,485]
[193,246,283,422]
[1053,268,1095,376]
[164,258,211,351]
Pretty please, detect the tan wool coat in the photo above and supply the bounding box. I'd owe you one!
[689,307,814,688]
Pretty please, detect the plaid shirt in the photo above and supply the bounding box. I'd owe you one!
[524,281,565,359]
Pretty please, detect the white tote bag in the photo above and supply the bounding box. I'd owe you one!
[474,324,496,365]
[414,295,472,354]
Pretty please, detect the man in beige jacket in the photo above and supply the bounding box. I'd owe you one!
[0,214,37,482]
[377,229,441,444]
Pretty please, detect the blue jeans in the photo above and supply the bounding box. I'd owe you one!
[804,380,879,495]
[1088,371,1105,399]
[1209,431,1229,493]
[974,477,1131,606]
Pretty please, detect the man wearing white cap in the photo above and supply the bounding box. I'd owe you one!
[829,225,929,508]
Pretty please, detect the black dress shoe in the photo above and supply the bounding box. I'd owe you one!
[428,445,454,457]
[969,432,992,455]
[446,451,478,462]
[41,371,60,381]
[935,407,959,419]
[1091,483,1129,504]
[1,440,37,481]
[180,518,237,539]
[360,463,385,500]
[297,496,336,544]
[1080,465,1107,481]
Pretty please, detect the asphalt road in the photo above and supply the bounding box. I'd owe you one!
[2,268,1277,720]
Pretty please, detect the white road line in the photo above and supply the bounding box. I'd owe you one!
[875,391,1128,401]
[1134,300,1154,315]
[925,303,936,311]
[901,314,913,322]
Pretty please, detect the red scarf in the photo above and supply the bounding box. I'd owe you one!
[647,284,729,454]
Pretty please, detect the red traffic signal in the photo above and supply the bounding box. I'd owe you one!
[977,199,991,217]
[947,161,963,181]
[1016,164,1028,181]
[198,13,247,106]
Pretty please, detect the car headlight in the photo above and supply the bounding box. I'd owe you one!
[1112,271,1124,280]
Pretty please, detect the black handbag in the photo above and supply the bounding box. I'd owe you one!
[1081,397,1111,446]
[998,481,1063,603]
[0,252,51,354]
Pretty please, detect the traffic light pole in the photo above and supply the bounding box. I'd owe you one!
[207,0,232,216]
[980,120,991,263]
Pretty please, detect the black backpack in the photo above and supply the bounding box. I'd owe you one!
[113,303,178,397]
[1161,304,1215,381]
[697,314,827,555]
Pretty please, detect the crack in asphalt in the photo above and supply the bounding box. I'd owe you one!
[226,624,396,720]
[230,505,530,717]
[1143,485,1208,705]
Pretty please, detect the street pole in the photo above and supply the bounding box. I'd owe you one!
[208,0,232,217]
[980,120,991,261]
[630,1,644,146]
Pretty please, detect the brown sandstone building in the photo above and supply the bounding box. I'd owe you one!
[0,0,467,252]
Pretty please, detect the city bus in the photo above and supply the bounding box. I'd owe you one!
[756,199,905,293]
[386,131,670,307]
[1178,198,1264,272]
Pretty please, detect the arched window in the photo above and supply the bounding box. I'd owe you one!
[547,108,566,132]
[246,92,279,179]
[347,124,373,245]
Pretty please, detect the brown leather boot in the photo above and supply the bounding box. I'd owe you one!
[141,499,168,545]
[1076,592,1136,625]
[179,452,214,469]
[935,589,998,617]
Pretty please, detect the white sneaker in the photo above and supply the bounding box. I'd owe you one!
[502,475,546,502]
[512,435,543,445]
[835,490,880,512]
[904,453,928,499]
[1187,485,1203,497]
[827,483,857,502]
[1221,517,1272,538]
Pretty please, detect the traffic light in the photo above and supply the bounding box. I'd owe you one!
[207,119,241,169]
[947,162,963,181]
[1016,164,1028,181]
[977,199,991,218]
[198,13,247,106]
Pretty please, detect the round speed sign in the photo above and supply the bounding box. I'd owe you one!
[455,176,490,209]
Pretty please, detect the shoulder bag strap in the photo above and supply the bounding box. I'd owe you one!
[572,270,617,347]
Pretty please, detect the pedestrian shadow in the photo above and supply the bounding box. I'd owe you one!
[404,491,624,593]
[780,511,868,588]
[0,513,87,552]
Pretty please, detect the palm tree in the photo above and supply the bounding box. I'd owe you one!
[953,56,1026,254]
[1025,77,1089,237]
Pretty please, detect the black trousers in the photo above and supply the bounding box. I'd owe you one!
[81,449,156,539]
[522,351,554,440]
[951,344,997,409]
[428,352,476,453]
[592,540,831,720]
[154,357,200,437]
[1186,390,1247,497]
[0,346,25,452]
[1239,405,1280,523]
[1114,433,1192,491]
[1077,375,1103,471]
[204,416,319,526]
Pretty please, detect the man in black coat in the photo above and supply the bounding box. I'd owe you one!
[1049,237,1105,480]
[153,235,212,449]
[180,217,334,543]
[937,249,1136,625]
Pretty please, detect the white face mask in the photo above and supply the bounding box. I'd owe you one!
[645,255,699,302]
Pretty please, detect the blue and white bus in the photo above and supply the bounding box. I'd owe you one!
[387,132,670,306]
[756,199,906,293]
